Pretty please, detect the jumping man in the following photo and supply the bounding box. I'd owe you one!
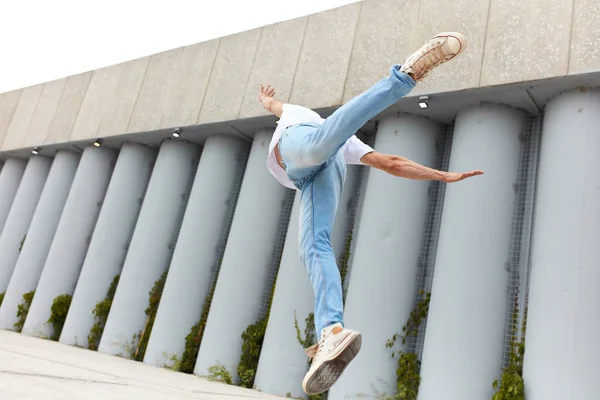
[260,32,483,395]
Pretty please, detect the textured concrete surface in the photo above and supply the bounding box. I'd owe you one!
[98,58,149,138]
[411,0,490,95]
[160,40,220,129]
[0,90,22,148]
[481,0,573,86]
[289,3,361,108]
[44,72,92,145]
[128,49,182,133]
[239,17,307,118]
[343,0,419,102]
[23,79,66,148]
[3,85,43,150]
[70,65,123,141]
[0,330,286,400]
[569,0,600,74]
[1,0,600,152]
[198,29,262,124]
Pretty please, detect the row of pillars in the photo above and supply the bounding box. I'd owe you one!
[0,89,598,400]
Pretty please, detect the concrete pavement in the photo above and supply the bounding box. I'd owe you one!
[0,330,287,400]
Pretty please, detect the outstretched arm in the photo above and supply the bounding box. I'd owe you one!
[360,151,483,183]
[258,84,284,118]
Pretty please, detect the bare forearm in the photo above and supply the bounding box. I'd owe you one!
[361,151,483,183]
[381,154,445,180]
[261,97,283,118]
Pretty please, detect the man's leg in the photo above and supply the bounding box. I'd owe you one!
[292,151,361,396]
[296,32,466,166]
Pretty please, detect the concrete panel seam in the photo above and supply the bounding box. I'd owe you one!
[477,0,493,87]
[566,0,577,74]
[340,1,364,105]
[237,28,265,119]
[287,17,310,104]
[68,72,94,142]
[47,81,68,142]
[410,0,424,52]
[194,39,222,125]
[0,91,23,149]
[124,59,151,134]
[18,88,43,149]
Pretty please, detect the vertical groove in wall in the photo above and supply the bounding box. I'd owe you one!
[339,0,364,104]
[166,145,203,264]
[288,17,311,103]
[341,130,374,297]
[120,152,156,270]
[478,0,494,87]
[407,124,454,359]
[208,142,251,289]
[258,188,296,320]
[500,115,542,368]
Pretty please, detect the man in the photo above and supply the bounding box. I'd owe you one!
[260,32,483,395]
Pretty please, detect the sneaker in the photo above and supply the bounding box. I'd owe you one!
[301,323,362,395]
[400,32,467,81]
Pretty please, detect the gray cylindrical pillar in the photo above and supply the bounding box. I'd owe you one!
[523,89,600,400]
[22,146,117,338]
[329,115,440,400]
[0,158,26,235]
[418,104,523,400]
[194,131,288,380]
[144,135,248,367]
[255,166,361,398]
[0,155,52,292]
[60,142,157,347]
[0,151,80,330]
[98,139,201,357]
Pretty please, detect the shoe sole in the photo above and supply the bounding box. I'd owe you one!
[303,332,362,395]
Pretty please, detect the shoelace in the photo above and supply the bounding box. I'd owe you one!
[304,332,328,361]
[414,40,452,80]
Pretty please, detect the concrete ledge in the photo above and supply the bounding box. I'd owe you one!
[0,330,286,399]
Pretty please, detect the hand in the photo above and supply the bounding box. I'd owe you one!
[258,84,276,103]
[442,170,484,183]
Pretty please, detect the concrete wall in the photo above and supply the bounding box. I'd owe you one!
[1,0,599,152]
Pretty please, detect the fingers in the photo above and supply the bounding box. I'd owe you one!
[259,83,276,95]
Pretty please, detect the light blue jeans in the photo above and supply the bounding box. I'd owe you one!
[278,65,416,339]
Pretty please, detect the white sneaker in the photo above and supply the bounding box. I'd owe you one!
[301,323,362,395]
[400,32,467,81]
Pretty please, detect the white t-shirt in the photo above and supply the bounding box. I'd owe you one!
[266,104,374,190]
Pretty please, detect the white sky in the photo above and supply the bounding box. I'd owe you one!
[0,0,360,93]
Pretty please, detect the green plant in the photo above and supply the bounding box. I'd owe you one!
[19,234,26,252]
[401,291,431,345]
[384,291,431,400]
[293,311,316,348]
[236,265,280,388]
[338,232,353,301]
[208,363,233,384]
[133,268,168,361]
[238,317,268,388]
[0,292,4,308]
[14,291,35,333]
[48,294,72,341]
[293,311,323,399]
[180,276,218,374]
[87,274,120,350]
[162,352,182,371]
[492,301,526,400]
